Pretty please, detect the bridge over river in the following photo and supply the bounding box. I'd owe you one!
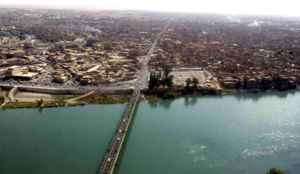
[98,22,169,174]
[98,89,140,174]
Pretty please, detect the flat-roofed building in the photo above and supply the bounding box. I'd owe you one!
[5,66,38,80]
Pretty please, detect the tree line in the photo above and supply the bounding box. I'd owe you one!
[149,66,200,91]
[149,66,174,89]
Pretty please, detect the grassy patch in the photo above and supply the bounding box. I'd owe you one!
[43,102,58,107]
[1,94,129,109]
[51,94,78,107]
[145,95,160,101]
[56,100,66,107]
[43,101,66,108]
[53,95,80,101]
[43,101,83,108]
[79,94,129,104]
[2,102,37,109]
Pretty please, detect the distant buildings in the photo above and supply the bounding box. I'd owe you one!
[0,9,299,91]
[150,15,300,91]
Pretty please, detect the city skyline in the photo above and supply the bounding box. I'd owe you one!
[1,0,300,17]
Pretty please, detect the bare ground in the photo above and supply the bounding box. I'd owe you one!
[14,91,55,102]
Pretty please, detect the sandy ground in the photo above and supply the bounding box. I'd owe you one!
[170,69,221,89]
[14,91,55,102]
[65,91,95,104]
[0,90,9,108]
[0,91,7,98]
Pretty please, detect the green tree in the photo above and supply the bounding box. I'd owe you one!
[185,78,192,89]
[36,99,44,107]
[192,77,199,88]
[266,168,285,174]
[161,65,173,88]
[149,66,173,89]
[163,65,172,79]
[149,73,161,89]
[165,75,174,88]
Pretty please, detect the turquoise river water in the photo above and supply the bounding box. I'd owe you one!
[116,91,300,174]
[1,91,300,174]
[0,104,126,174]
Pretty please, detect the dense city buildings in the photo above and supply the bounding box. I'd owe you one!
[0,6,299,174]
[0,8,167,88]
[0,8,299,93]
[151,14,300,92]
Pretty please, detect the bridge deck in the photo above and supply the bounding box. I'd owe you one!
[98,89,140,174]
[98,22,169,174]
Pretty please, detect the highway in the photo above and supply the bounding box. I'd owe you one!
[136,22,170,90]
[98,22,169,174]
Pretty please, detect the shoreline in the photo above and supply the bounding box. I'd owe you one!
[143,87,300,101]
[1,96,130,110]
[1,83,299,110]
[0,84,131,109]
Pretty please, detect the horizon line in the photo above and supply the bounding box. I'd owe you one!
[0,3,300,18]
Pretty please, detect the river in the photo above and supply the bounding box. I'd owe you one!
[116,90,300,174]
[0,104,126,174]
[1,91,300,174]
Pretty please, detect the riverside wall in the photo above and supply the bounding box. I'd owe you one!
[0,84,133,95]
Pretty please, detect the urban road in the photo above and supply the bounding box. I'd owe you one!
[98,22,169,174]
[0,23,170,93]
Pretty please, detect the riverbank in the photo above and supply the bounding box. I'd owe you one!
[1,95,129,109]
[143,87,224,101]
[143,87,300,101]
[0,84,132,109]
[1,83,299,109]
[0,90,130,109]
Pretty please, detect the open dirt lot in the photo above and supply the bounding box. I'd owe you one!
[14,92,54,102]
[170,68,221,89]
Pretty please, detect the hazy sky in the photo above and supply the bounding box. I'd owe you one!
[1,0,300,16]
